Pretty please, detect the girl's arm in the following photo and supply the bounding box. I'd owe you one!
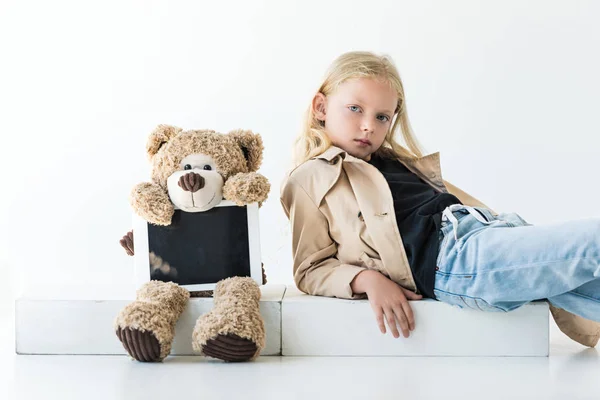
[280,176,367,299]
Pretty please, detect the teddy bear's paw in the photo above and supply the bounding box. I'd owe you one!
[223,172,270,206]
[119,230,135,256]
[116,326,162,362]
[129,182,174,226]
[201,333,258,362]
[261,263,267,285]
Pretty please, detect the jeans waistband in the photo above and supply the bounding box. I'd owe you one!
[441,204,495,240]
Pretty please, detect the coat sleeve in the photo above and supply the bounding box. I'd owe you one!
[443,179,497,216]
[280,176,367,299]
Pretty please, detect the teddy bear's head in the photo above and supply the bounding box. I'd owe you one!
[145,124,265,213]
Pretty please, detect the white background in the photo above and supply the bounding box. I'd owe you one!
[1,0,599,320]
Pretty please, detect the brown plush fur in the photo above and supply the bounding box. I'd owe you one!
[227,129,265,172]
[192,277,265,360]
[130,125,269,225]
[114,281,190,361]
[147,126,266,191]
[129,182,175,226]
[146,124,183,161]
[223,172,271,207]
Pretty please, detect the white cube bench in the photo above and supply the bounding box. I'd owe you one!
[281,287,549,356]
[15,284,549,357]
[15,284,286,356]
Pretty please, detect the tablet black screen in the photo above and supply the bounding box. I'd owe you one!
[146,206,251,285]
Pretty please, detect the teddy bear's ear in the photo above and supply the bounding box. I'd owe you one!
[146,125,183,160]
[228,129,264,172]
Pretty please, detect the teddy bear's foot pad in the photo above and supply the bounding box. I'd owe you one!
[202,334,257,362]
[116,327,161,362]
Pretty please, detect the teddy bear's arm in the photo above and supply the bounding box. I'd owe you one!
[129,182,174,226]
[222,172,270,207]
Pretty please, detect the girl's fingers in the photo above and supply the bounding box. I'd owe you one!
[400,300,415,331]
[375,308,386,334]
[393,306,410,338]
[402,288,423,300]
[384,308,400,338]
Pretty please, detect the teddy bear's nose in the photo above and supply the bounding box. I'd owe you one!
[178,172,205,193]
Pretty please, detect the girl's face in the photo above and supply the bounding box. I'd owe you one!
[313,77,397,161]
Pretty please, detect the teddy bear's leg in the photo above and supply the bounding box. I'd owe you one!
[114,281,189,362]
[192,277,265,362]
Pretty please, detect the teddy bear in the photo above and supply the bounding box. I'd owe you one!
[114,124,271,362]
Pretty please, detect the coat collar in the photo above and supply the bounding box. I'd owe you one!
[314,145,441,168]
[315,146,354,162]
[314,145,445,191]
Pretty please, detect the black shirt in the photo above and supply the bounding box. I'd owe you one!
[368,154,462,299]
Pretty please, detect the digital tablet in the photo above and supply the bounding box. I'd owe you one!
[133,200,262,291]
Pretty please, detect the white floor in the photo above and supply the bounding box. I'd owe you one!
[2,311,600,400]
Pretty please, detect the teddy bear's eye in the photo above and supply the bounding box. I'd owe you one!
[203,165,212,171]
[184,164,192,170]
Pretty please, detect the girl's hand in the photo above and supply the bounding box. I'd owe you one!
[351,270,423,338]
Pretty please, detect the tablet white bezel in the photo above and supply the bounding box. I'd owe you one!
[132,200,262,291]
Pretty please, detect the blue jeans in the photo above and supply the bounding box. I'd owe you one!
[433,204,600,322]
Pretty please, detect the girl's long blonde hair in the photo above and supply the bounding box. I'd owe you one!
[294,51,424,166]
